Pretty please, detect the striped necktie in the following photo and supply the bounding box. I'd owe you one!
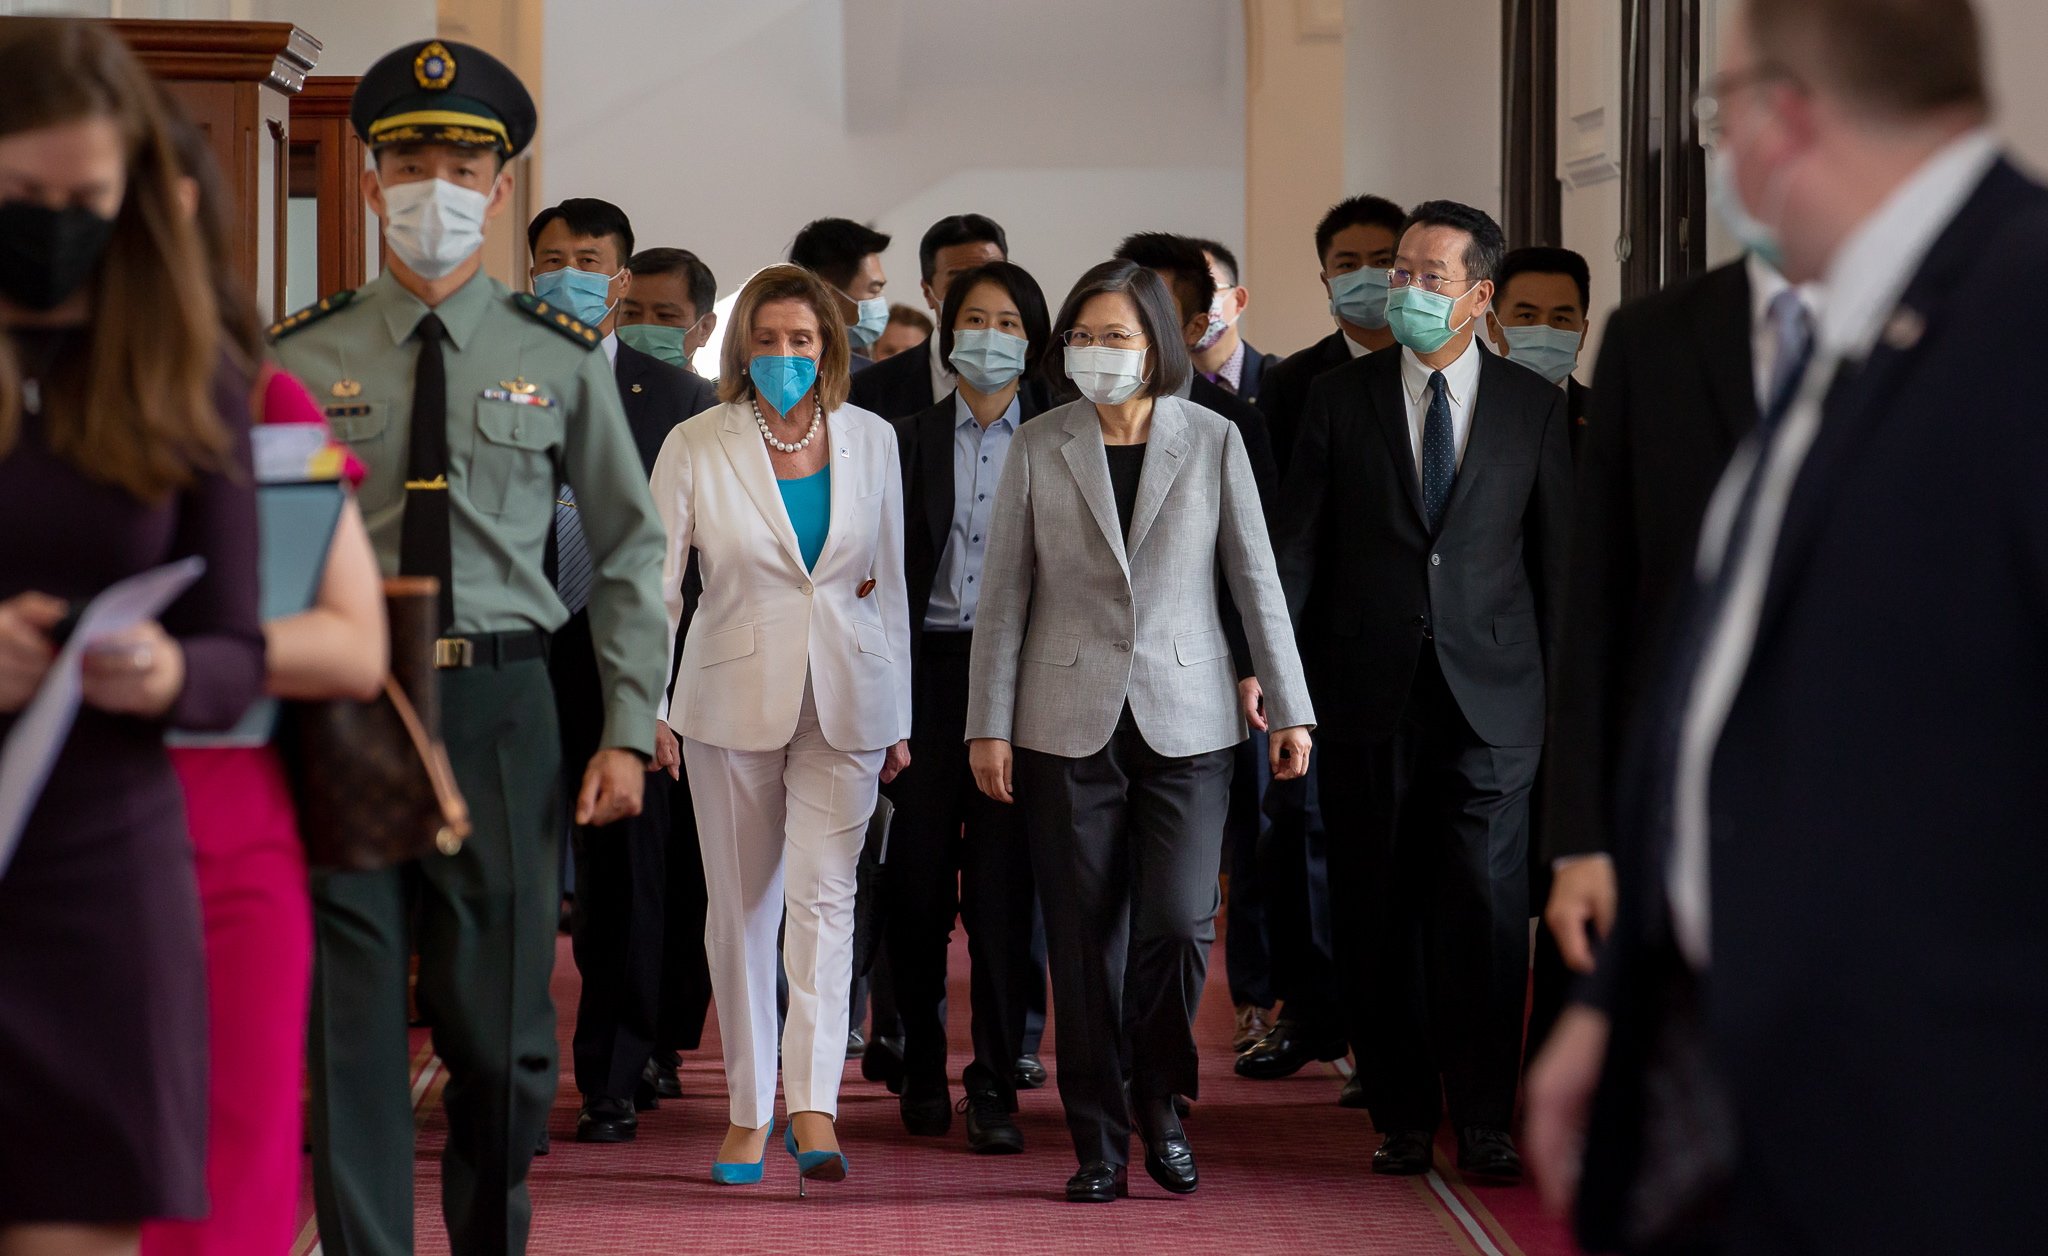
[553,485,594,615]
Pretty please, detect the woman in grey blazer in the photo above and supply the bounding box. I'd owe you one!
[965,261,1313,1202]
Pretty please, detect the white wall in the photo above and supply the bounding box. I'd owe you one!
[2,0,436,74]
[1342,0,1502,217]
[541,0,1246,364]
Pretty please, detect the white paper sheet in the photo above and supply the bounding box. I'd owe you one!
[0,556,206,878]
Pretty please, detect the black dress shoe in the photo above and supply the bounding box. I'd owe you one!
[845,1028,867,1058]
[1013,1053,1047,1090]
[634,1060,663,1113]
[1372,1129,1434,1176]
[1337,1072,1368,1109]
[1234,1021,1347,1080]
[1065,1162,1128,1203]
[575,1096,639,1144]
[899,1076,952,1135]
[649,1050,683,1101]
[1456,1127,1522,1181]
[535,1128,550,1156]
[861,1034,905,1095]
[960,1088,1023,1155]
[1135,1094,1199,1194]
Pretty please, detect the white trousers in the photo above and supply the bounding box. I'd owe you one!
[682,676,883,1128]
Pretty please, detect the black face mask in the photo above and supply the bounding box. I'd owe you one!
[0,200,116,313]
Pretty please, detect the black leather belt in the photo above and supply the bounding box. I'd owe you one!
[434,630,548,670]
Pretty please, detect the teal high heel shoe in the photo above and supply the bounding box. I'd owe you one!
[784,1121,849,1198]
[710,1117,775,1186]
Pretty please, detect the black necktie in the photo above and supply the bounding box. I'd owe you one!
[1421,370,1456,532]
[400,312,453,632]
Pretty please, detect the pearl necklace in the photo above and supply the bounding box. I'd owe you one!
[753,395,824,453]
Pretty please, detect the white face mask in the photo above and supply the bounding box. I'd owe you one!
[380,177,490,279]
[1065,344,1150,406]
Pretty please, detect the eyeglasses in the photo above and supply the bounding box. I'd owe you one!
[1060,328,1148,349]
[1387,269,1480,296]
[1693,63,1796,147]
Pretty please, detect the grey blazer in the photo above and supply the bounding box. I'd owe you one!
[965,394,1313,759]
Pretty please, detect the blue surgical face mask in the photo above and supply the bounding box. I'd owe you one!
[532,265,620,329]
[1386,283,1476,355]
[1707,146,1785,271]
[948,328,1029,393]
[844,292,889,350]
[1328,266,1391,330]
[749,354,818,416]
[1501,324,1583,385]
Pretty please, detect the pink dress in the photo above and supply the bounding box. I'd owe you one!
[142,366,357,1255]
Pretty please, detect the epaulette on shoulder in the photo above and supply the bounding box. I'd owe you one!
[267,289,355,342]
[512,291,603,349]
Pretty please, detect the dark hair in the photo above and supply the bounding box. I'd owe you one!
[1399,200,1507,285]
[627,246,716,319]
[165,101,262,366]
[1315,194,1407,265]
[886,303,933,334]
[0,18,227,501]
[937,260,1052,369]
[1111,231,1215,325]
[918,213,1007,283]
[1497,246,1591,313]
[788,217,891,290]
[1049,260,1191,401]
[1195,238,1240,286]
[1749,0,1986,117]
[526,197,635,268]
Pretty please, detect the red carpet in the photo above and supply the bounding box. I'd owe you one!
[298,931,1577,1255]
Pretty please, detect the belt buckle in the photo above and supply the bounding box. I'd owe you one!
[434,637,474,669]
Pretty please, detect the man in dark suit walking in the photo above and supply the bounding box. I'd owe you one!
[849,214,1009,420]
[617,246,723,388]
[1276,200,1571,1182]
[1528,4,2048,1252]
[1259,193,1407,470]
[527,200,721,1142]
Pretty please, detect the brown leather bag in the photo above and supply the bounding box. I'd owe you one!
[287,576,471,871]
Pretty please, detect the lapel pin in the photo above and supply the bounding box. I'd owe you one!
[857,578,876,599]
[631,383,644,394]
[1882,307,1925,352]
[502,377,538,395]
[330,379,362,398]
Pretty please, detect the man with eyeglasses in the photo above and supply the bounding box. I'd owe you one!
[1274,199,1572,1184]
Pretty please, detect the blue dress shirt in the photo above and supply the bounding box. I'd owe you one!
[925,391,1019,631]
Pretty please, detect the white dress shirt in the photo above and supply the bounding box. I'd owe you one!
[602,330,619,367]
[1344,328,1373,359]
[1397,335,1482,473]
[1668,129,2001,967]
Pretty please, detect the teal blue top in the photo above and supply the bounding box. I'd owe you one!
[777,467,831,570]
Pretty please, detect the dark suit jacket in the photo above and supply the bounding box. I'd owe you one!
[893,387,1047,666]
[1233,339,1282,407]
[1190,374,1279,509]
[1565,376,1591,461]
[1274,344,1571,748]
[1259,329,1359,474]
[615,340,721,469]
[1581,159,2048,1256]
[1541,262,1755,863]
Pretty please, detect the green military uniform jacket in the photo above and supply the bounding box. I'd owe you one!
[271,267,666,756]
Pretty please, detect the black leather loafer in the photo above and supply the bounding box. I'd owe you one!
[899,1077,952,1136]
[1456,1126,1522,1182]
[1135,1095,1198,1194]
[648,1050,684,1101]
[1065,1162,1129,1203]
[1372,1129,1435,1175]
[1337,1072,1368,1109]
[1013,1053,1047,1090]
[861,1034,906,1094]
[575,1096,638,1144]
[1234,1021,1348,1080]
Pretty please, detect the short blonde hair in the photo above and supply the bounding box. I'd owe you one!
[717,263,852,412]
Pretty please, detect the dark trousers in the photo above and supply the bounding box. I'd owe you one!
[1221,733,1273,1008]
[885,633,1036,1100]
[656,772,713,1055]
[1320,644,1536,1134]
[1017,710,1232,1168]
[1525,845,1571,1062]
[308,657,561,1256]
[552,611,674,1102]
[1258,759,1340,1030]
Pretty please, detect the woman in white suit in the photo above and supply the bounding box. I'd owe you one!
[648,264,912,1193]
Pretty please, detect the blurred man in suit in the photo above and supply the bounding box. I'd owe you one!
[851,213,1009,419]
[1487,247,1594,459]
[1276,200,1571,1183]
[1260,194,1407,470]
[1527,4,2048,1252]
[1191,239,1281,408]
[527,199,719,1142]
[789,217,892,368]
[617,246,721,381]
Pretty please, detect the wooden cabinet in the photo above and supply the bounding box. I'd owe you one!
[107,19,320,325]
[288,76,374,307]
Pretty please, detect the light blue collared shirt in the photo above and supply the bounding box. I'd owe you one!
[925,391,1019,631]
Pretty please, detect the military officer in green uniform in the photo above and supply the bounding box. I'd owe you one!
[270,39,668,1256]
